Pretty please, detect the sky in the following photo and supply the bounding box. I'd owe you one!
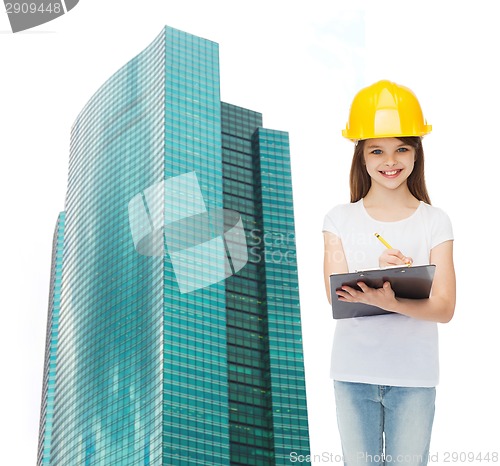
[2,0,500,464]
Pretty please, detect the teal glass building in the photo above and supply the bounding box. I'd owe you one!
[37,212,65,466]
[37,26,309,465]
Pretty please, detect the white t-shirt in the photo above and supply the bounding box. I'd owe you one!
[322,199,454,387]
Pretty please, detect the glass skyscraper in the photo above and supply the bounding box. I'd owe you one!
[37,212,65,465]
[37,26,309,465]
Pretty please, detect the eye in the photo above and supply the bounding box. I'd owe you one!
[371,149,383,155]
[397,147,409,152]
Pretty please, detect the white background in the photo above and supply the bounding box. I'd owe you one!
[1,1,499,464]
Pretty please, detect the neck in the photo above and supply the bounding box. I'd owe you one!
[363,184,418,208]
[362,184,420,222]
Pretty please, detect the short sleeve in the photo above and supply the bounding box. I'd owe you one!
[430,207,454,249]
[322,205,342,237]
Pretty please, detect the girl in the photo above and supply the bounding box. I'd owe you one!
[323,80,455,466]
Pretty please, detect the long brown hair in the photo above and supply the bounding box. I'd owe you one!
[349,137,431,204]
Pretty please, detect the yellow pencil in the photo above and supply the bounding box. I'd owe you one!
[374,232,412,266]
[374,232,393,249]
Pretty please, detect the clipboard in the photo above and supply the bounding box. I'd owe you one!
[330,264,436,319]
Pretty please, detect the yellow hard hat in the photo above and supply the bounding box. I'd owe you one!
[342,80,432,141]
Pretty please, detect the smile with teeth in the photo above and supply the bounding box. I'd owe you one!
[379,169,402,177]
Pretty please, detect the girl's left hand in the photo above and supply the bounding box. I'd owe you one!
[336,281,397,311]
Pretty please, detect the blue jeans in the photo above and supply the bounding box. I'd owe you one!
[334,381,436,466]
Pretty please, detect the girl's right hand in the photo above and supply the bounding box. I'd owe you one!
[379,249,413,268]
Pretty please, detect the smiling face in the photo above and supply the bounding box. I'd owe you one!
[349,136,430,204]
[363,138,416,191]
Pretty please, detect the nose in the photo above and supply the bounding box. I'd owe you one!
[384,154,398,166]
